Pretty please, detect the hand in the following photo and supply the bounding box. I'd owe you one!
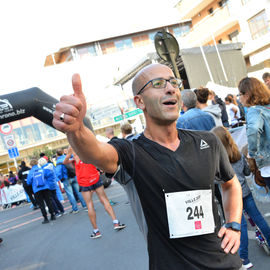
[67,146,73,155]
[218,226,240,254]
[53,74,87,134]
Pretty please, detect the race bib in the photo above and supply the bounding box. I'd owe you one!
[165,189,215,239]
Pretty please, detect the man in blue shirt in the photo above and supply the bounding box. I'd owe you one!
[176,89,215,131]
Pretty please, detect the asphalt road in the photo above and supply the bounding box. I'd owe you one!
[0,180,270,270]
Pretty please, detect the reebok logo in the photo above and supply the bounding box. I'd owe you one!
[200,139,209,150]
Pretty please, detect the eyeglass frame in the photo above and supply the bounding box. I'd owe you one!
[136,77,182,95]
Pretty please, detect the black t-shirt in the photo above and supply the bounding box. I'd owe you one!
[109,129,242,270]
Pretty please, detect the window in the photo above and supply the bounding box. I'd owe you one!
[149,32,157,42]
[100,42,117,54]
[208,7,214,14]
[172,24,191,37]
[228,30,239,43]
[132,35,150,47]
[248,10,270,40]
[114,38,133,51]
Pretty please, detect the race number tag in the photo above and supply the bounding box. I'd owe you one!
[165,189,215,239]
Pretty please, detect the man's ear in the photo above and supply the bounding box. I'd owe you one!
[134,95,145,110]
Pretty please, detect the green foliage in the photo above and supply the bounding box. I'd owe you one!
[32,146,56,160]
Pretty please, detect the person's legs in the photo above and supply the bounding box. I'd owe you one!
[95,185,117,221]
[239,212,249,260]
[24,184,38,207]
[51,189,64,213]
[49,190,60,214]
[244,193,270,245]
[62,179,78,211]
[34,191,48,221]
[81,191,98,229]
[42,189,56,219]
[70,178,86,207]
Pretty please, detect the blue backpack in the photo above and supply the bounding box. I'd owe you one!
[33,168,46,187]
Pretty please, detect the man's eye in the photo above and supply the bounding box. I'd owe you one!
[153,80,164,87]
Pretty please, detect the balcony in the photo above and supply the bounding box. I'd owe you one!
[181,5,238,47]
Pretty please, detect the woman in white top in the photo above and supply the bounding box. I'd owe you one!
[225,95,240,126]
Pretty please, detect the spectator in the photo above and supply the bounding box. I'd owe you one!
[209,90,229,127]
[120,123,134,139]
[8,171,17,185]
[176,89,215,131]
[212,126,270,269]
[194,87,223,126]
[225,95,241,127]
[262,72,270,90]
[18,161,38,210]
[38,158,65,217]
[238,77,270,189]
[27,159,55,224]
[55,149,86,213]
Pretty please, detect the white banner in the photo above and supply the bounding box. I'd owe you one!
[0,184,27,205]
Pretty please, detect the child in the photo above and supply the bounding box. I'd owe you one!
[212,126,270,269]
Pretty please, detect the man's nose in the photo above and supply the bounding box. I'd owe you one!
[165,81,177,94]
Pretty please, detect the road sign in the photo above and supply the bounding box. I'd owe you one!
[114,109,143,122]
[114,115,124,122]
[8,147,20,159]
[125,109,143,118]
[4,135,16,149]
[0,123,13,135]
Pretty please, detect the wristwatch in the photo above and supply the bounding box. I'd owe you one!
[225,222,241,231]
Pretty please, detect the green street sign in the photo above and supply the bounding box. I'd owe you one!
[124,109,143,118]
[114,109,142,122]
[114,115,124,122]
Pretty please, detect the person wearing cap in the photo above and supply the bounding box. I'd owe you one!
[53,64,243,270]
[27,158,55,224]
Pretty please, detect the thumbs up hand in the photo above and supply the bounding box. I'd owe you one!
[53,73,87,133]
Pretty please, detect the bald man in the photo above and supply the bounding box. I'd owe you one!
[53,64,243,270]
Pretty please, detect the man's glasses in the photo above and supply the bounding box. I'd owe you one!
[137,78,182,95]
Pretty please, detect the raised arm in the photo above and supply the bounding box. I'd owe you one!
[52,74,118,174]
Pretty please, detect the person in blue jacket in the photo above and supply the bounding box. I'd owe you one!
[27,158,55,224]
[38,158,65,217]
[55,149,86,213]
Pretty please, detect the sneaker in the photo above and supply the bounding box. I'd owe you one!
[50,215,56,221]
[114,222,126,230]
[33,205,39,210]
[109,200,117,206]
[241,259,253,269]
[61,211,66,215]
[90,231,102,239]
[83,207,88,212]
[55,213,62,218]
[70,210,79,214]
[42,219,49,224]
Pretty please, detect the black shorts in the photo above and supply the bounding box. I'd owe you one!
[79,176,103,192]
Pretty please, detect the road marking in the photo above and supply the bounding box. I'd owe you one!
[264,212,270,217]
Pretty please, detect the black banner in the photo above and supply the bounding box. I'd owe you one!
[0,88,94,132]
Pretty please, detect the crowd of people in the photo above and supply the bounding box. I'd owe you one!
[0,148,126,235]
[1,65,270,269]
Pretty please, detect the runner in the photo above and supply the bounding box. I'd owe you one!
[63,147,126,238]
[53,63,243,270]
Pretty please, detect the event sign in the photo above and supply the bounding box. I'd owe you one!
[0,184,27,205]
